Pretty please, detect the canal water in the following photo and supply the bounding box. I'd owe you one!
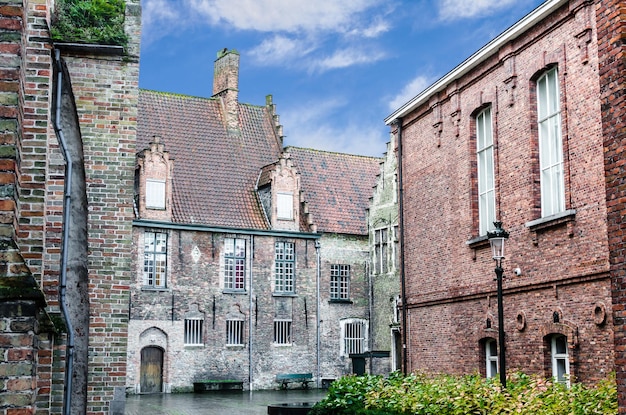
[125,389,327,415]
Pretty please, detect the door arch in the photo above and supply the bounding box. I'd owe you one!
[140,346,163,394]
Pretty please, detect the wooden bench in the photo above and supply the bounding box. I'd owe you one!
[275,373,313,389]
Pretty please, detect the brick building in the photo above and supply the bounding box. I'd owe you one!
[127,49,381,391]
[0,0,140,414]
[386,0,616,386]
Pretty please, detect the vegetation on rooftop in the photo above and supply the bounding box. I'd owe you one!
[310,372,617,415]
[51,0,128,47]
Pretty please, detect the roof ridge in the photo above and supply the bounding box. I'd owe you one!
[285,145,381,160]
[140,89,217,101]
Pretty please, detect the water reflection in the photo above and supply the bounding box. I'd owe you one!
[125,389,327,415]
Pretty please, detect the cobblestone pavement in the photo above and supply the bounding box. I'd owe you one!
[124,389,327,415]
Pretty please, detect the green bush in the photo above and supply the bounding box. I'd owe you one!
[51,0,128,46]
[310,372,617,415]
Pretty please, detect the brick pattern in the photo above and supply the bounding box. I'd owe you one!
[398,0,614,383]
[597,0,626,410]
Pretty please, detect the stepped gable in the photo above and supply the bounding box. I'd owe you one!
[137,90,282,229]
[287,147,381,235]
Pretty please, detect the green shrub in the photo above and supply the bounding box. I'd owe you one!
[51,0,128,46]
[311,372,617,415]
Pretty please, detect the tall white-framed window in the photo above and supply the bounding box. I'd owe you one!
[146,179,166,209]
[551,334,570,386]
[485,339,498,379]
[277,193,294,220]
[341,319,368,356]
[224,238,246,291]
[476,106,496,235]
[226,319,244,346]
[273,319,292,345]
[537,67,565,217]
[330,264,350,300]
[374,228,388,274]
[274,241,295,293]
[143,231,167,288]
[184,318,203,346]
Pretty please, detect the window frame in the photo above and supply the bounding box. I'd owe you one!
[226,319,245,346]
[277,192,294,220]
[485,338,498,379]
[143,231,167,288]
[551,334,570,386]
[274,241,295,294]
[476,106,496,236]
[330,264,350,301]
[273,319,292,345]
[146,179,166,209]
[224,237,246,292]
[184,317,204,346]
[374,228,389,275]
[341,319,368,357]
[537,67,565,217]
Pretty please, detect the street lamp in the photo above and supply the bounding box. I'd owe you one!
[487,221,509,387]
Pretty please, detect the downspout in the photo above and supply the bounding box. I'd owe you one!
[315,239,321,388]
[53,48,75,415]
[395,118,408,374]
[367,259,373,374]
[248,235,254,389]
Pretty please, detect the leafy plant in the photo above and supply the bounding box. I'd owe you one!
[51,0,128,46]
[310,372,617,415]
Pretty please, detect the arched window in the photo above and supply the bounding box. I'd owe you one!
[551,334,570,386]
[475,106,496,235]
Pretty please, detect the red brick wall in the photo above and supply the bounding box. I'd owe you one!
[399,0,614,383]
[597,0,626,409]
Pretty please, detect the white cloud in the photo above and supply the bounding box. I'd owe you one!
[186,0,383,33]
[311,48,387,72]
[141,0,182,44]
[281,99,386,157]
[248,35,314,65]
[438,0,519,21]
[388,75,433,111]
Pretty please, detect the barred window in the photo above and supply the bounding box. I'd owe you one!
[274,319,292,345]
[144,232,167,288]
[226,319,244,346]
[330,264,350,300]
[224,238,246,291]
[184,318,203,346]
[274,242,295,293]
[341,319,367,356]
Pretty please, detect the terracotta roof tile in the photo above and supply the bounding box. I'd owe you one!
[287,147,381,235]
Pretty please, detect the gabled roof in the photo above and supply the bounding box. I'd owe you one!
[288,147,381,235]
[137,90,281,229]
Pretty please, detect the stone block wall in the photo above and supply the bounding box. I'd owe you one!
[397,0,614,383]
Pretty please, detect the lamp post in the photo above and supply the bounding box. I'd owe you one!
[487,221,509,388]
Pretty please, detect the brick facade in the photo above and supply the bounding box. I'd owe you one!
[388,0,615,384]
[598,0,626,409]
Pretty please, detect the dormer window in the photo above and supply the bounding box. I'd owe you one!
[277,193,293,220]
[146,179,166,209]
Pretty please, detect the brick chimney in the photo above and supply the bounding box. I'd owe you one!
[213,48,240,133]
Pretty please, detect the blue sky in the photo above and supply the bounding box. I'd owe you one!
[139,0,546,157]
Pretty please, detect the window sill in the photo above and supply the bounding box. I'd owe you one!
[466,234,489,249]
[223,290,247,295]
[329,299,353,304]
[273,292,297,297]
[141,286,170,292]
[525,209,576,232]
[225,345,245,349]
[184,344,204,349]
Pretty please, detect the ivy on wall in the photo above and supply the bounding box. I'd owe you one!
[51,0,128,46]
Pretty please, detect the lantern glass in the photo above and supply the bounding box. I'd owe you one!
[490,237,505,260]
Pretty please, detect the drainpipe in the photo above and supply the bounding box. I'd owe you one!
[53,48,75,415]
[395,118,408,374]
[367,259,373,374]
[315,239,321,388]
[249,235,254,389]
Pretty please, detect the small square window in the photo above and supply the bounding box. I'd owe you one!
[146,179,166,209]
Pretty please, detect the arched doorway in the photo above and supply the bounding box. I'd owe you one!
[140,346,163,393]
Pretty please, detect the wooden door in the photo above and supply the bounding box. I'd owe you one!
[140,346,163,394]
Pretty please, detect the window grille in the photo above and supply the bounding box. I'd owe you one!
[226,320,244,346]
[273,320,292,345]
[330,264,350,300]
[344,321,365,355]
[184,318,203,345]
[144,232,167,288]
